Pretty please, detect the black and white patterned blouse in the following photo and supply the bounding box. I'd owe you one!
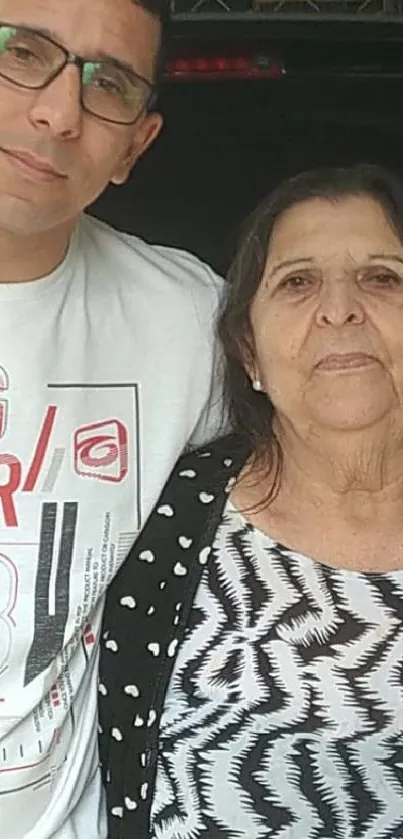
[150,500,403,839]
[98,435,403,839]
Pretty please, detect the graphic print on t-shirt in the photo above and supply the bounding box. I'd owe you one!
[0,373,141,820]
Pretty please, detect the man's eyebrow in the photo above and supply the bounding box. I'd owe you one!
[18,23,137,75]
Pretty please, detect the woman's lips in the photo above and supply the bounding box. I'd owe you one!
[315,353,378,371]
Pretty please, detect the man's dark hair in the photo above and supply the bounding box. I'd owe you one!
[219,163,403,499]
[135,0,171,83]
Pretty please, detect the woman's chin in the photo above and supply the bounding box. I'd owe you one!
[306,379,396,431]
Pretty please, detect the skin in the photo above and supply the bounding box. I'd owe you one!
[233,195,403,572]
[0,0,163,282]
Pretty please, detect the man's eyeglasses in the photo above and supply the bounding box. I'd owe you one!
[0,24,157,125]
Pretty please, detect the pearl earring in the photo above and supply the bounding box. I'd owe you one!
[252,379,263,392]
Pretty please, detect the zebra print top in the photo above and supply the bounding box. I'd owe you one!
[150,500,403,839]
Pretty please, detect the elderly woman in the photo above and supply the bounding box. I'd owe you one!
[99,163,403,839]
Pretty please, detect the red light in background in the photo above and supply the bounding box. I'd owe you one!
[165,51,284,80]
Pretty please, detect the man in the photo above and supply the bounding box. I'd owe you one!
[0,1,224,837]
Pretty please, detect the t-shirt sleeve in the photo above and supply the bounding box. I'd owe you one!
[188,333,230,447]
[186,265,231,448]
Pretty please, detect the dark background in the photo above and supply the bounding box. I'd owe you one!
[91,18,403,274]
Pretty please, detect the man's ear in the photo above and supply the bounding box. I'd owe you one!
[110,111,163,186]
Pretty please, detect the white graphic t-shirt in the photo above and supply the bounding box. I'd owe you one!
[0,214,224,839]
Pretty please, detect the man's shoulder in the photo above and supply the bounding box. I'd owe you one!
[81,214,224,301]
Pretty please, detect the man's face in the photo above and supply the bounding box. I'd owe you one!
[0,0,163,236]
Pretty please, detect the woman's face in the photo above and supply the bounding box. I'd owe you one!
[249,195,403,433]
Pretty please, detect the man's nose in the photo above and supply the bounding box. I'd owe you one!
[28,64,83,140]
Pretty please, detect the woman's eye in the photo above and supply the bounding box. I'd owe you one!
[279,275,312,291]
[365,271,401,288]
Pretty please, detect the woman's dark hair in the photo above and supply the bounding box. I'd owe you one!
[219,163,403,498]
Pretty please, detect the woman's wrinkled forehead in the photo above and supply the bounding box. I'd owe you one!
[264,194,403,272]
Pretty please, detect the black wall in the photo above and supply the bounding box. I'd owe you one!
[91,70,403,273]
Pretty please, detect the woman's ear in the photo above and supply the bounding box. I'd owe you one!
[241,333,261,386]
